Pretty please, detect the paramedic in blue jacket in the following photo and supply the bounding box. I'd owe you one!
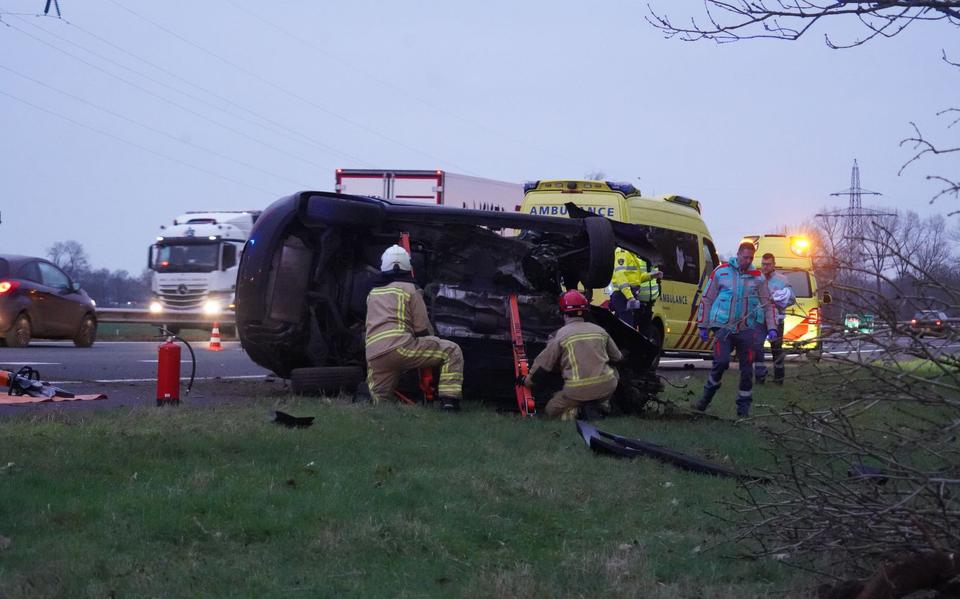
[754,253,795,385]
[694,241,776,417]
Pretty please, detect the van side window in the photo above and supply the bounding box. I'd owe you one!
[702,238,718,277]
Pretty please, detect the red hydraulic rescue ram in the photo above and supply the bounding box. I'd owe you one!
[508,293,536,417]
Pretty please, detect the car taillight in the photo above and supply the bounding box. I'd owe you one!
[807,307,821,325]
[0,280,20,295]
[936,320,942,326]
[911,319,918,325]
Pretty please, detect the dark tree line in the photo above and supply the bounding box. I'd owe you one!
[46,240,150,307]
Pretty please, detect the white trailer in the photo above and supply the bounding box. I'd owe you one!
[147,210,260,329]
[334,169,523,212]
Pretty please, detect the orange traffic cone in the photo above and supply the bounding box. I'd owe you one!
[208,322,223,351]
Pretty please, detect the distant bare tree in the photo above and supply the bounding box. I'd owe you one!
[46,240,90,279]
[647,1,960,211]
[646,1,960,48]
[584,171,606,181]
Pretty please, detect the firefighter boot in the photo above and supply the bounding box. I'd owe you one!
[439,396,461,412]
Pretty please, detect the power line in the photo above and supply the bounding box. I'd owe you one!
[0,62,312,188]
[3,16,339,174]
[104,0,475,173]
[52,17,376,167]
[222,0,584,169]
[0,89,279,195]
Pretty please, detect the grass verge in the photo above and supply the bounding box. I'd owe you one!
[0,377,817,598]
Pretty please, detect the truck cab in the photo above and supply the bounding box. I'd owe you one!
[148,211,260,325]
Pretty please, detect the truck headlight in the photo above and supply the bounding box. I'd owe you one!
[149,301,163,314]
[203,299,223,315]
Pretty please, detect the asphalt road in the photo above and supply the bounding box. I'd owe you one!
[0,340,270,384]
[2,336,956,414]
[0,341,277,413]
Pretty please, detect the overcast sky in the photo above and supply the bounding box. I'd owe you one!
[1,0,956,274]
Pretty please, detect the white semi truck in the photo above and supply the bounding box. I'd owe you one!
[335,169,523,212]
[148,211,260,328]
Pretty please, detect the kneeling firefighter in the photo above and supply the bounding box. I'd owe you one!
[523,290,623,419]
[365,244,464,411]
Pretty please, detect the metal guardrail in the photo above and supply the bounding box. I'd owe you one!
[96,308,236,326]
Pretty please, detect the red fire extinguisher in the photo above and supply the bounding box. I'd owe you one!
[156,328,196,406]
[157,338,181,405]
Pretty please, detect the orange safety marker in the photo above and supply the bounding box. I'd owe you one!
[208,322,223,351]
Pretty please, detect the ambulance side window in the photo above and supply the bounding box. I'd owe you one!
[702,238,718,276]
[648,227,700,285]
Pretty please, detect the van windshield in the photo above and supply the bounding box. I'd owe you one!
[154,243,219,272]
[781,270,811,297]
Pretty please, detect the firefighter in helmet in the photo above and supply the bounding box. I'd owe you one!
[522,289,623,419]
[364,244,464,411]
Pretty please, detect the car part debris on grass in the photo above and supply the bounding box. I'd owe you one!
[575,419,766,481]
[273,410,314,428]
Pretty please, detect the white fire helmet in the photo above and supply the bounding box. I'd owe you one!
[380,244,412,273]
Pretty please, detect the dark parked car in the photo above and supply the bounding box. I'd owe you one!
[910,310,950,336]
[0,255,98,348]
[236,191,664,411]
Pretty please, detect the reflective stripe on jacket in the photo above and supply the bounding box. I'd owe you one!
[365,281,434,360]
[612,248,657,301]
[696,262,775,332]
[529,319,623,400]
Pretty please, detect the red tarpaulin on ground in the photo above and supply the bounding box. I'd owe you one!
[0,393,107,405]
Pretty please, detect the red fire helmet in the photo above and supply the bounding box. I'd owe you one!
[559,289,589,314]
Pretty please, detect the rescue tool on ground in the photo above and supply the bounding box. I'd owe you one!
[0,366,107,403]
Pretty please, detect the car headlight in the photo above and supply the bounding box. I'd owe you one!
[203,299,223,315]
[149,301,163,314]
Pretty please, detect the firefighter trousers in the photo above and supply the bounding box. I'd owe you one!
[544,378,618,419]
[366,336,464,404]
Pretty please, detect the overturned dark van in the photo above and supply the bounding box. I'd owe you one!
[235,192,664,411]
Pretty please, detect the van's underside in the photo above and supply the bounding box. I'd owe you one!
[236,192,664,409]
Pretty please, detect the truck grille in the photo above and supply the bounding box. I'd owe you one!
[159,284,208,310]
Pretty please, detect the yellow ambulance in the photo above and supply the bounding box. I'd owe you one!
[520,180,718,356]
[740,234,824,350]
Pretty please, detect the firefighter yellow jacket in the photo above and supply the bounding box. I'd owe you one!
[529,318,623,401]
